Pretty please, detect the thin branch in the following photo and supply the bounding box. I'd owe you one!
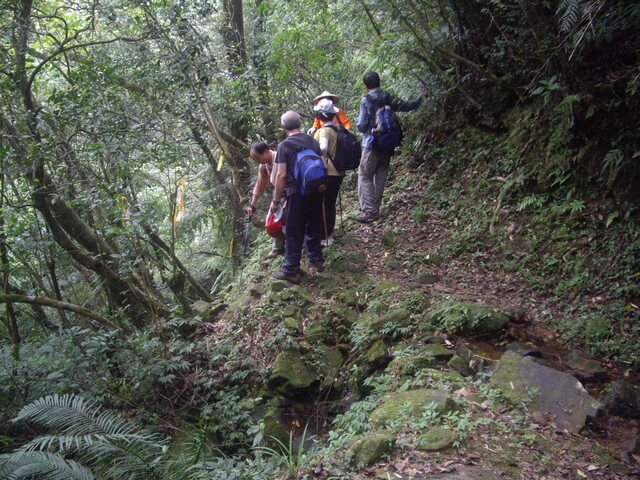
[0,293,120,330]
[359,0,382,37]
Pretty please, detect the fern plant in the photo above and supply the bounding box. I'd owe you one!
[0,394,169,480]
[557,0,585,33]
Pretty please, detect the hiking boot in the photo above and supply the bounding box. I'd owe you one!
[272,270,301,284]
[267,248,284,259]
[355,212,379,224]
[305,260,325,274]
[321,234,335,247]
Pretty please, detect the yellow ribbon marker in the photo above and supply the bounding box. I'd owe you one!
[217,152,225,171]
[174,180,186,223]
[117,195,129,225]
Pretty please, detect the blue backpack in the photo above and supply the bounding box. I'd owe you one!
[293,148,327,196]
[367,93,403,154]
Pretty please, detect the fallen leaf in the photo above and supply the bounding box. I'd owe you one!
[576,469,586,478]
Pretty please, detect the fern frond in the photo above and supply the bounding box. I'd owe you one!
[11,394,169,480]
[557,0,584,32]
[0,451,94,480]
[14,393,140,437]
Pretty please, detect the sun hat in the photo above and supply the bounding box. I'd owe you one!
[313,91,339,105]
[313,98,339,114]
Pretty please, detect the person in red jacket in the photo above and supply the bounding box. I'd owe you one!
[308,91,352,134]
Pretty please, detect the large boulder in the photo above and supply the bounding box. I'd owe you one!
[370,389,457,428]
[426,300,510,336]
[491,351,600,433]
[349,431,395,466]
[267,352,319,397]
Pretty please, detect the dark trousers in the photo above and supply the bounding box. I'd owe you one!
[322,176,343,239]
[283,192,324,274]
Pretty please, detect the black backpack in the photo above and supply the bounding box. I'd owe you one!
[323,125,361,171]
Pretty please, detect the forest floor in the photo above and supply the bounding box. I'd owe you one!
[300,168,640,479]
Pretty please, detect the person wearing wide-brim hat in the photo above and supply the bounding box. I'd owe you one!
[309,91,353,134]
[313,99,346,246]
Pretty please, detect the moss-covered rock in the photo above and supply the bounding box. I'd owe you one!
[284,317,299,331]
[267,352,319,397]
[387,345,453,376]
[416,426,457,451]
[602,380,640,419]
[367,339,390,368]
[329,251,367,273]
[374,281,403,293]
[423,252,445,266]
[316,346,344,389]
[417,267,440,285]
[370,389,457,428]
[271,279,294,292]
[421,343,454,362]
[304,321,326,342]
[247,284,265,299]
[278,285,313,305]
[338,288,360,308]
[349,431,395,466]
[448,355,474,377]
[381,230,397,247]
[260,405,290,447]
[388,353,437,375]
[324,303,357,327]
[425,300,510,336]
[191,300,227,322]
[491,351,600,433]
[365,309,413,332]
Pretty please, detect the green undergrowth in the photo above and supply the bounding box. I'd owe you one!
[387,102,640,365]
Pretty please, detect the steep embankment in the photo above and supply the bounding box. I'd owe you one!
[214,161,639,478]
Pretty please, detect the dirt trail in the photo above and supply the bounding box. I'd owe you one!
[327,187,640,478]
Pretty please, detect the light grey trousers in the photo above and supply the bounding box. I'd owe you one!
[272,233,285,252]
[358,148,392,217]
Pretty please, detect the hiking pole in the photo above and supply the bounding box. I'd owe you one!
[321,195,328,243]
[338,188,344,232]
[242,213,252,256]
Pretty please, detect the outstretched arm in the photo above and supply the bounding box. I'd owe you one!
[390,93,423,112]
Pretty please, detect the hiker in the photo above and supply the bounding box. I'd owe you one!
[313,99,344,246]
[308,91,352,135]
[355,71,423,223]
[271,111,325,283]
[248,141,284,257]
